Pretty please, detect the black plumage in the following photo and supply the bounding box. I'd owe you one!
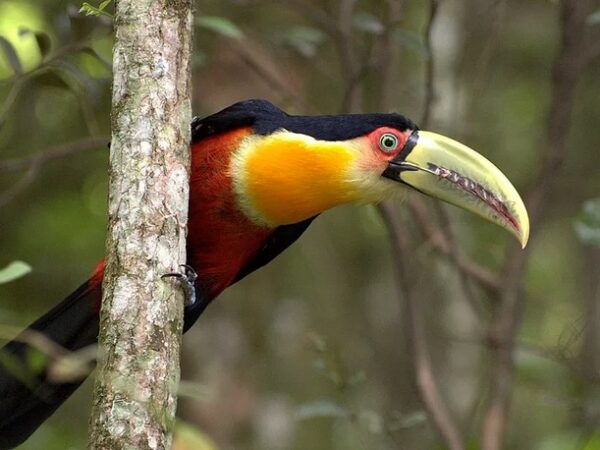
[190,98,417,301]
[1,99,419,449]
[193,98,417,141]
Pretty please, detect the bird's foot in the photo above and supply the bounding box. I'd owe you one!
[161,264,198,306]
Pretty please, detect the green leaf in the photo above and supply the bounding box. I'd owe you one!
[295,399,349,420]
[79,2,113,19]
[0,261,31,284]
[196,16,244,40]
[587,9,600,25]
[353,11,384,35]
[574,198,600,246]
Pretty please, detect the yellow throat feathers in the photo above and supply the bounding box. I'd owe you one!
[231,131,362,226]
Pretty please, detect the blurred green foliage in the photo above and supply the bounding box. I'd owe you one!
[0,2,48,78]
[575,198,600,247]
[0,261,31,285]
[173,420,218,450]
[1,0,599,449]
[79,1,113,19]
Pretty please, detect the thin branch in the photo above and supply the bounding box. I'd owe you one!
[0,137,108,207]
[0,164,39,208]
[413,0,498,308]
[431,202,488,321]
[0,325,95,383]
[581,248,600,382]
[283,0,332,31]
[378,203,465,450]
[448,332,583,376]
[0,137,108,172]
[284,0,361,112]
[582,24,600,70]
[0,78,25,129]
[337,0,358,76]
[409,198,502,292]
[378,0,404,110]
[583,39,600,68]
[337,0,362,113]
[231,42,315,113]
[420,0,439,126]
[0,326,70,361]
[0,34,112,129]
[481,1,593,449]
[375,3,465,448]
[454,0,508,129]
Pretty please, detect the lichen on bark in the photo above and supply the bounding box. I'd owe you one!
[87,0,193,449]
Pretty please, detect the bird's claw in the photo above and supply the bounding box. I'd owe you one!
[161,264,198,306]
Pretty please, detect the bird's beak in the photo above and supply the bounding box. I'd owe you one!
[382,131,529,247]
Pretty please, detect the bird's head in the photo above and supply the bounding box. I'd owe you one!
[223,103,529,247]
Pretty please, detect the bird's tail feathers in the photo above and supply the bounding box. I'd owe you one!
[0,278,101,449]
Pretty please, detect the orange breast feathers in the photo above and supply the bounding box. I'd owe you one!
[187,127,272,299]
[230,132,364,226]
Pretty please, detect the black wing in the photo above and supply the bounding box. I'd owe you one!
[183,216,316,333]
[191,99,317,283]
[191,99,287,142]
[192,97,415,142]
[233,216,317,284]
[183,101,316,330]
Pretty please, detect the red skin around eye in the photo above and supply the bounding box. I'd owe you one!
[367,127,409,159]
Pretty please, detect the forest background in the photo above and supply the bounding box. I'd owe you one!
[0,0,599,449]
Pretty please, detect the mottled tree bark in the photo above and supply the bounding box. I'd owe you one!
[88,0,193,449]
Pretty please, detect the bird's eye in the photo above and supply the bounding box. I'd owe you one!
[378,133,399,153]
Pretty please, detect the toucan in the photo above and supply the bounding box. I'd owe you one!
[0,99,529,449]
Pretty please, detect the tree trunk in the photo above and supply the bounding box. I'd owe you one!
[88,0,193,448]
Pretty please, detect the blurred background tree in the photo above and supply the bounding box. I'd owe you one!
[1,0,599,449]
